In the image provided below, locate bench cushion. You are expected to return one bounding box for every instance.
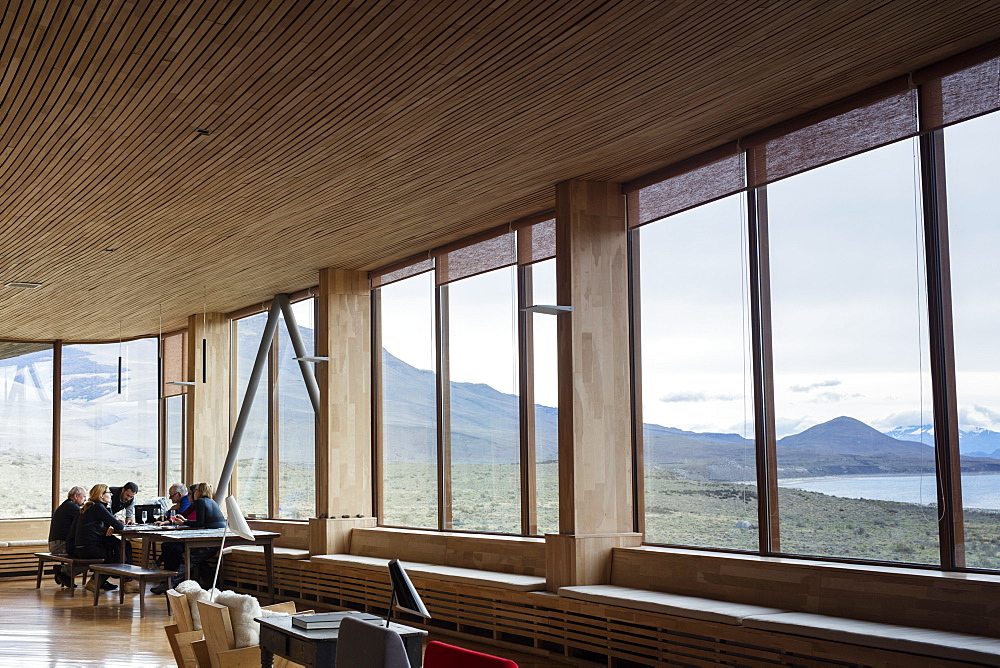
[409,564,546,592]
[558,585,787,626]
[7,540,47,547]
[743,612,1000,665]
[310,555,544,591]
[311,555,431,572]
[223,546,311,560]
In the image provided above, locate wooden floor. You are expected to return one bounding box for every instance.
[0,577,572,667]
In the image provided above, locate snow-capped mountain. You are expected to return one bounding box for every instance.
[884,425,1000,458]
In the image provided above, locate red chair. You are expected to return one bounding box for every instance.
[424,641,519,667]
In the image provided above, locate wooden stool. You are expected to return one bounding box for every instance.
[88,563,177,617]
[33,552,105,598]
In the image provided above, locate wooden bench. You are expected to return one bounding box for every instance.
[33,552,105,598]
[89,563,177,617]
[550,547,1000,666]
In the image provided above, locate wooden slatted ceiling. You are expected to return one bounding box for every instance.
[0,0,998,341]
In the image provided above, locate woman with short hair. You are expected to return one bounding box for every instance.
[74,484,133,592]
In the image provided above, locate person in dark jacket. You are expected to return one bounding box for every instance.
[108,481,139,524]
[151,482,227,594]
[74,484,135,592]
[47,486,86,587]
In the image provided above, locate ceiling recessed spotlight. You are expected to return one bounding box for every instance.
[4,281,43,289]
[103,248,117,252]
[195,128,212,135]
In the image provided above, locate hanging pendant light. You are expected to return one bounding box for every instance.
[157,305,163,400]
[202,300,208,383]
[117,321,123,394]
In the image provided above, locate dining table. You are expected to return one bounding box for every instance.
[116,525,280,601]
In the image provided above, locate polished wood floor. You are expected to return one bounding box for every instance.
[0,577,572,667]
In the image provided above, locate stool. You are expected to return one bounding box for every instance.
[33,552,105,598]
[89,563,177,617]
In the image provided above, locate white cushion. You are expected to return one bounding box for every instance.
[408,564,546,592]
[214,590,264,648]
[558,585,787,625]
[174,580,220,631]
[743,612,1000,664]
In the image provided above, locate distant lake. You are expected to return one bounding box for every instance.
[778,473,1000,510]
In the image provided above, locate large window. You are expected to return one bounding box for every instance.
[232,297,318,519]
[373,219,556,535]
[235,312,270,517]
[447,267,521,532]
[0,343,54,518]
[164,394,185,489]
[60,339,159,502]
[529,259,559,535]
[945,110,1000,570]
[277,299,316,519]
[637,194,757,550]
[767,141,938,563]
[627,52,1000,571]
[379,271,438,529]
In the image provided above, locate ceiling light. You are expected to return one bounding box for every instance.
[4,281,43,289]
[521,305,573,315]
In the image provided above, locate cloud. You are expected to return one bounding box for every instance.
[789,379,842,393]
[809,391,862,403]
[659,392,743,403]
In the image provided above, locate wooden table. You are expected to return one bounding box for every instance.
[257,612,427,667]
[123,527,280,602]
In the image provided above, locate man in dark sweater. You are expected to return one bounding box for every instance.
[109,482,139,524]
[47,486,87,587]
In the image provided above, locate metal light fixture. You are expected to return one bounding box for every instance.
[521,305,573,315]
[293,356,330,362]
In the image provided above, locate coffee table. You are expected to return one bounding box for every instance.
[257,612,427,667]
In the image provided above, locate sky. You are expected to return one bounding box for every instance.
[380,111,999,438]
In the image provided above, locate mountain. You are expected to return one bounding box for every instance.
[885,424,1000,458]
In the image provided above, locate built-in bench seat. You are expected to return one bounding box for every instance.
[311,554,547,592]
[558,584,787,625]
[744,610,1000,666]
[223,546,311,561]
[559,583,1000,664]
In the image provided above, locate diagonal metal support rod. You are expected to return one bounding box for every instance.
[216,299,282,501]
[216,294,322,501]
[275,293,322,415]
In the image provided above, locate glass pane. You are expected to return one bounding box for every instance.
[768,140,939,563]
[379,272,438,528]
[447,266,521,532]
[277,298,316,519]
[530,259,559,535]
[638,194,757,549]
[235,313,270,517]
[944,110,1000,570]
[165,394,184,488]
[0,343,53,518]
[61,339,158,505]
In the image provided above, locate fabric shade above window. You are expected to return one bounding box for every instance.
[161,329,188,397]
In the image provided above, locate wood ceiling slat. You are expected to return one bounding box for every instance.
[1,0,999,339]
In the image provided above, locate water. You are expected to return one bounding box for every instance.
[777,473,1000,510]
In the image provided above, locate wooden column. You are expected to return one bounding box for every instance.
[546,180,641,591]
[186,312,231,487]
[316,268,372,521]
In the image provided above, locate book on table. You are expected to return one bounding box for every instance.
[291,611,382,630]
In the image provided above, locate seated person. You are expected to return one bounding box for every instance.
[151,482,226,594]
[167,482,191,514]
[73,484,136,592]
[47,486,87,587]
[109,481,139,525]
